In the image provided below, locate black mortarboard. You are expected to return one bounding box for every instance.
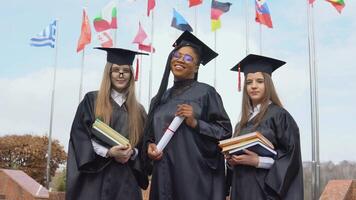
[230,54,286,75]
[95,47,148,65]
[173,31,218,66]
[230,54,286,91]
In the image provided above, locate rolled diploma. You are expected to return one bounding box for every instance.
[156,116,185,152]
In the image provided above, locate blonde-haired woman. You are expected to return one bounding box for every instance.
[226,54,303,200]
[66,48,149,200]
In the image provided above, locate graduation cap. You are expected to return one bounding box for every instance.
[95,47,149,81]
[173,31,218,66]
[230,54,286,91]
[95,47,148,66]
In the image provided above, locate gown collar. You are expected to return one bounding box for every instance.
[111,89,127,107]
[248,100,272,121]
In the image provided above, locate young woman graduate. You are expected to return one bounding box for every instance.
[143,31,232,200]
[226,54,304,200]
[66,48,149,200]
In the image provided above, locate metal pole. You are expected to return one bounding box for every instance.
[307,2,320,199]
[139,54,143,101]
[245,0,250,55]
[148,11,154,105]
[46,19,59,189]
[259,24,262,54]
[194,7,198,36]
[79,49,85,102]
[213,31,217,87]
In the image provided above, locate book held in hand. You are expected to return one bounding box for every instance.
[219,131,277,158]
[92,118,130,147]
[228,140,277,158]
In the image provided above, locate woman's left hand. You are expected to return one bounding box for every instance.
[175,104,197,128]
[226,149,259,167]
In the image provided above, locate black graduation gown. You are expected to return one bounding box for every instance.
[66,91,148,200]
[228,104,304,200]
[147,81,232,200]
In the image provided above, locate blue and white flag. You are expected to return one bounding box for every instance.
[30,20,57,48]
[171,9,193,32]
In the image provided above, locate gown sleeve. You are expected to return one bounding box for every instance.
[69,92,111,173]
[195,88,232,141]
[263,109,303,197]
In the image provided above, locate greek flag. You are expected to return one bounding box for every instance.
[30,20,57,48]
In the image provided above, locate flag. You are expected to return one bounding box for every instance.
[171,9,193,32]
[211,0,232,31]
[93,1,117,32]
[97,31,113,47]
[189,0,203,7]
[308,0,316,4]
[30,20,57,48]
[255,0,273,28]
[132,22,148,44]
[139,44,155,53]
[77,9,92,52]
[325,0,345,13]
[132,22,155,53]
[147,0,155,16]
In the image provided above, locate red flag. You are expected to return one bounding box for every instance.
[147,0,155,16]
[308,0,316,4]
[139,44,155,53]
[132,22,148,44]
[77,9,91,52]
[189,0,203,7]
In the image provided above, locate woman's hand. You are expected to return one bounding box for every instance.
[175,104,197,128]
[147,143,163,161]
[225,149,259,167]
[107,145,133,164]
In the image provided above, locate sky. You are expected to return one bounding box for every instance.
[0,0,355,163]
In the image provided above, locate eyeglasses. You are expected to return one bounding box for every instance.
[111,67,131,75]
[172,51,194,64]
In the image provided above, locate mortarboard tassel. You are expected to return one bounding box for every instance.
[238,64,241,92]
[135,58,139,81]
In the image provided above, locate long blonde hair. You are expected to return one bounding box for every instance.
[234,72,282,136]
[95,62,145,147]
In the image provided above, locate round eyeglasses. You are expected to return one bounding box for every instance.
[172,51,194,64]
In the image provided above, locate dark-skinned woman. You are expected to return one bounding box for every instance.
[143,31,232,200]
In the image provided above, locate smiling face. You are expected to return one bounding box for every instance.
[170,46,199,80]
[246,72,266,107]
[110,64,132,92]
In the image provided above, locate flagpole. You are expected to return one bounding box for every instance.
[139,54,143,101]
[114,31,117,48]
[307,2,320,199]
[148,11,154,106]
[194,7,198,36]
[245,0,250,55]
[259,24,262,54]
[79,49,85,102]
[46,19,59,189]
[213,31,217,87]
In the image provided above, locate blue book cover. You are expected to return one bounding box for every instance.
[228,141,277,159]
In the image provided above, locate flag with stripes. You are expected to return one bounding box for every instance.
[211,0,232,31]
[30,20,57,48]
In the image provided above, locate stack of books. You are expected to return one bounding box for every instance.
[219,131,277,158]
[92,118,130,147]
